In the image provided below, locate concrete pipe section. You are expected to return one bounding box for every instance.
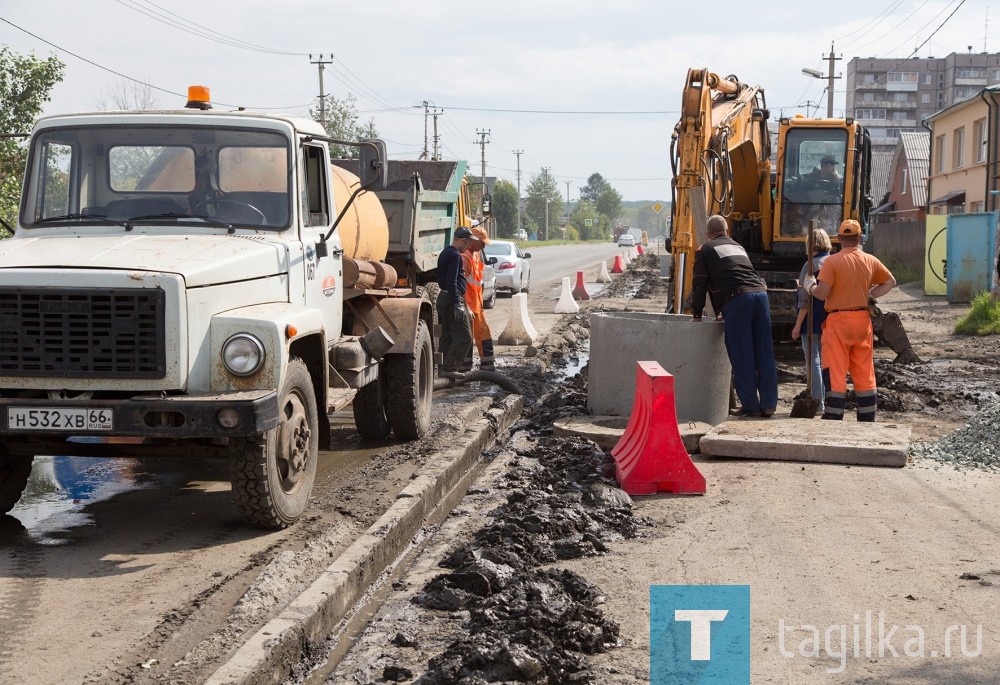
[588,312,730,426]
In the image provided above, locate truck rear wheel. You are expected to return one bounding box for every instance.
[353,376,391,441]
[0,451,33,514]
[385,319,433,440]
[229,358,318,529]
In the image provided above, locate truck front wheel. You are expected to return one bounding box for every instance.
[0,451,33,514]
[229,358,318,529]
[385,319,433,440]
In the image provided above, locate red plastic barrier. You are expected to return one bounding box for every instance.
[610,361,706,495]
[636,245,644,255]
[572,270,590,300]
[610,255,625,274]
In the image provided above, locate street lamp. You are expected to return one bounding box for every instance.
[800,67,834,119]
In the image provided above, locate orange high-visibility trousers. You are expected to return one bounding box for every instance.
[821,310,875,393]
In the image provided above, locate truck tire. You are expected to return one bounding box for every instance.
[0,451,33,514]
[385,319,433,440]
[229,358,318,529]
[353,375,391,441]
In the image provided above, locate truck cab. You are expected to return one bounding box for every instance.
[0,92,436,528]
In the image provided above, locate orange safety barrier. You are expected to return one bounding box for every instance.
[610,361,706,495]
[611,255,625,273]
[572,270,590,300]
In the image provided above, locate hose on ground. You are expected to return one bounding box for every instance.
[433,370,525,395]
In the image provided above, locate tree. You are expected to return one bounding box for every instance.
[579,172,610,204]
[578,172,622,239]
[311,93,379,159]
[95,79,159,111]
[569,200,600,240]
[524,169,563,241]
[491,179,519,238]
[596,185,623,228]
[0,48,65,236]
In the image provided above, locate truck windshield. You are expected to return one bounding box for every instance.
[778,128,848,238]
[21,125,292,230]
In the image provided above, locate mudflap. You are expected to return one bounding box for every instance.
[870,301,922,364]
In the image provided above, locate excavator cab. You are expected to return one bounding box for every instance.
[773,117,871,257]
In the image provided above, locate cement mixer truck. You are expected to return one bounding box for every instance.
[0,87,475,528]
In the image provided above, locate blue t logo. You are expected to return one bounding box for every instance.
[651,585,750,684]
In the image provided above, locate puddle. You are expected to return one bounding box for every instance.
[8,450,221,543]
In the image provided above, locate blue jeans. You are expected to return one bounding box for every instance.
[800,332,824,410]
[722,291,778,414]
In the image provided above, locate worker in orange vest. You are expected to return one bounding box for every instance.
[462,225,495,370]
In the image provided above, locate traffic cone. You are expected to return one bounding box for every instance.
[611,361,706,495]
[597,260,612,283]
[554,276,580,313]
[498,293,538,345]
[611,255,625,274]
[572,270,590,300]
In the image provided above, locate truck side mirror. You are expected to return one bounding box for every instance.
[359,139,387,191]
[481,193,492,217]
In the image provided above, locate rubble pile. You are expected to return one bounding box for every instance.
[411,434,643,683]
[910,401,1000,471]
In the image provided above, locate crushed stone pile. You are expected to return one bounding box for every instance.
[910,401,1000,471]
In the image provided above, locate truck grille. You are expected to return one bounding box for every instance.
[0,287,166,379]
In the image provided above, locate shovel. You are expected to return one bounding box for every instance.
[791,224,821,419]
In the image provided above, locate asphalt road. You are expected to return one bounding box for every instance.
[0,240,623,685]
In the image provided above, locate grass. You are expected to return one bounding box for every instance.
[881,256,921,285]
[954,291,1000,335]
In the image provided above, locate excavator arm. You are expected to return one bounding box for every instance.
[669,69,772,314]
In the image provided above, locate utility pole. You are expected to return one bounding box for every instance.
[475,130,490,212]
[513,149,524,237]
[309,54,333,129]
[542,166,550,241]
[420,101,430,160]
[823,43,841,118]
[431,109,443,161]
[564,180,572,224]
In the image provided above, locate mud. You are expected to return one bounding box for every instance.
[331,253,1000,683]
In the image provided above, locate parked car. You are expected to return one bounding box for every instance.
[483,240,531,294]
[617,233,636,247]
[515,229,528,241]
[482,259,498,309]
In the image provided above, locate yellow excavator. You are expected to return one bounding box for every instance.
[668,68,919,363]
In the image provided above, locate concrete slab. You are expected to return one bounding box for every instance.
[699,416,911,467]
[553,415,713,454]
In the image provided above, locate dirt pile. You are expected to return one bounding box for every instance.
[410,430,643,683]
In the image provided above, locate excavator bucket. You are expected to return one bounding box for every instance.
[869,300,922,364]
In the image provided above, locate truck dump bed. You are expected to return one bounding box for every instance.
[331,159,468,279]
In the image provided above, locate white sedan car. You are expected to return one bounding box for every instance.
[483,240,531,294]
[617,234,636,247]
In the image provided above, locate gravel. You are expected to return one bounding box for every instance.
[910,401,1000,471]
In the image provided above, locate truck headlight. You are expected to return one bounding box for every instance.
[222,333,265,377]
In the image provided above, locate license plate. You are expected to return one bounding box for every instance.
[8,407,114,431]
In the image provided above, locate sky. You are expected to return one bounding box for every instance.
[0,0,992,202]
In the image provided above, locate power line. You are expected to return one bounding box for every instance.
[432,104,675,115]
[0,15,313,111]
[114,0,302,55]
[836,0,907,49]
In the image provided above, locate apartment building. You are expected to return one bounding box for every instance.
[846,51,1000,155]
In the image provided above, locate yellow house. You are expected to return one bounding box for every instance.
[925,84,1000,215]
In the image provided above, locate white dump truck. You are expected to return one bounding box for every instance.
[0,87,476,528]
